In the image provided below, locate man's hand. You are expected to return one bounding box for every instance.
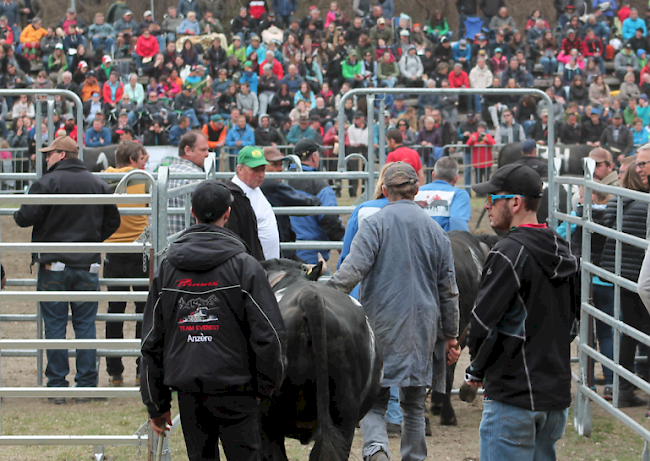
[150,411,172,436]
[445,338,460,365]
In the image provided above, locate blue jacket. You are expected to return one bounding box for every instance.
[84,127,112,147]
[169,125,189,146]
[177,18,201,35]
[452,43,471,62]
[622,17,646,40]
[272,0,297,16]
[418,180,471,232]
[592,0,617,17]
[280,75,304,95]
[338,197,390,298]
[225,124,255,155]
[177,0,201,19]
[377,0,394,20]
[240,71,259,94]
[0,2,19,26]
[288,165,343,263]
[286,125,315,144]
[246,43,267,61]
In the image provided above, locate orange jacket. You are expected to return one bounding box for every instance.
[202,122,227,150]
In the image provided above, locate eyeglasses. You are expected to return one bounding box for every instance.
[487,194,517,204]
[636,160,650,169]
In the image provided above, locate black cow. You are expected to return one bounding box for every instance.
[82,145,118,171]
[497,142,590,175]
[259,258,383,461]
[430,231,496,425]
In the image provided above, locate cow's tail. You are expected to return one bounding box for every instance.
[300,287,347,461]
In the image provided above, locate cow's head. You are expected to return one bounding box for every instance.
[260,256,328,291]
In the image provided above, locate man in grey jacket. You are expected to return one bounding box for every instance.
[326,162,460,461]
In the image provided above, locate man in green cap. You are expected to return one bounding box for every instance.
[219,146,264,261]
[225,145,279,260]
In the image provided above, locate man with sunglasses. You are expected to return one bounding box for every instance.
[464,163,579,461]
[588,147,619,186]
[14,136,121,401]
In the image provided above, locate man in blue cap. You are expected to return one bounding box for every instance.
[514,139,548,178]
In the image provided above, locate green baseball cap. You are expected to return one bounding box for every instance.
[237,146,269,168]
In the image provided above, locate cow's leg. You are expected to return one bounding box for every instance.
[429,391,443,416]
[439,363,458,426]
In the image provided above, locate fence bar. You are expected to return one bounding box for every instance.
[0,243,147,253]
[0,387,141,398]
[0,292,148,302]
[0,349,140,357]
[0,339,139,349]
[280,241,343,250]
[0,194,152,204]
[0,436,147,446]
[1,313,143,322]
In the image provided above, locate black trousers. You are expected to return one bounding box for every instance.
[104,253,149,376]
[178,392,261,461]
[619,288,650,390]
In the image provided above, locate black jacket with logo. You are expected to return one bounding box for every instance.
[466,226,579,411]
[13,158,121,268]
[141,224,286,418]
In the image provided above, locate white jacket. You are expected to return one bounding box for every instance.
[469,64,493,89]
[347,123,369,146]
[399,54,423,79]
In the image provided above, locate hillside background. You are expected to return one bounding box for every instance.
[40,0,650,37]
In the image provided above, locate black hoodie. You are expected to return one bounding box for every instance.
[140,224,286,419]
[466,226,579,411]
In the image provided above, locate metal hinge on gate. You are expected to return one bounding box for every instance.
[136,227,153,272]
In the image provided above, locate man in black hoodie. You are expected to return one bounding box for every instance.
[141,179,286,461]
[465,164,579,461]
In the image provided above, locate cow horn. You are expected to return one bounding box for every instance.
[317,253,328,276]
[268,271,287,288]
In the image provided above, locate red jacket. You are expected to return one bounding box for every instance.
[102,81,124,104]
[561,37,586,56]
[135,35,159,58]
[258,58,284,79]
[583,37,603,57]
[448,71,469,89]
[467,131,496,168]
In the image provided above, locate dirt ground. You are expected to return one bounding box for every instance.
[0,202,649,460]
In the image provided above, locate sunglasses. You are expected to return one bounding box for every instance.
[487,194,517,204]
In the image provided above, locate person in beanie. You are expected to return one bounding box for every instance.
[465,163,579,461]
[141,179,286,461]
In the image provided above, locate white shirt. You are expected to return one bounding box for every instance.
[232,174,280,260]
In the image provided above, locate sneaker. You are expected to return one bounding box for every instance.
[109,374,123,387]
[369,450,389,461]
[604,385,613,401]
[425,415,433,436]
[48,397,65,405]
[386,422,401,438]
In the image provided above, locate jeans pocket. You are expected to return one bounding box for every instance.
[549,409,569,442]
[499,412,535,446]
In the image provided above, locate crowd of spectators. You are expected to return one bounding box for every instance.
[1,0,650,188]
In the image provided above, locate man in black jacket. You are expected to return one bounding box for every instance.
[599,110,635,163]
[261,147,320,260]
[141,179,286,461]
[254,114,282,146]
[466,164,578,460]
[581,108,604,146]
[14,135,121,401]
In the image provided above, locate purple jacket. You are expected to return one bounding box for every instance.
[416,128,442,147]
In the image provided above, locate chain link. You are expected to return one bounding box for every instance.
[136,227,153,272]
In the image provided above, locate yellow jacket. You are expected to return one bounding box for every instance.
[20,24,47,44]
[103,166,149,243]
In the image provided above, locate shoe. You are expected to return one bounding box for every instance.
[369,450,389,461]
[75,396,108,403]
[386,422,401,438]
[109,374,123,387]
[618,391,646,407]
[48,397,65,405]
[425,415,432,436]
[604,385,613,401]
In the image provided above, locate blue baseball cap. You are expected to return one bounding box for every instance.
[590,108,600,115]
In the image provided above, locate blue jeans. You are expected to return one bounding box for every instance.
[380,77,397,88]
[592,283,614,384]
[165,32,176,45]
[91,36,115,54]
[156,35,166,53]
[523,120,535,136]
[539,56,557,75]
[38,265,100,388]
[473,94,482,113]
[480,398,568,461]
[385,387,403,424]
[463,150,472,191]
[361,386,427,461]
[182,109,200,127]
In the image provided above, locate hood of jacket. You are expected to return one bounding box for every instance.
[167,224,247,272]
[508,226,578,280]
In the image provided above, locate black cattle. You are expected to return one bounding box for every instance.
[430,231,495,425]
[259,258,383,461]
[498,142,590,175]
[82,145,118,171]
